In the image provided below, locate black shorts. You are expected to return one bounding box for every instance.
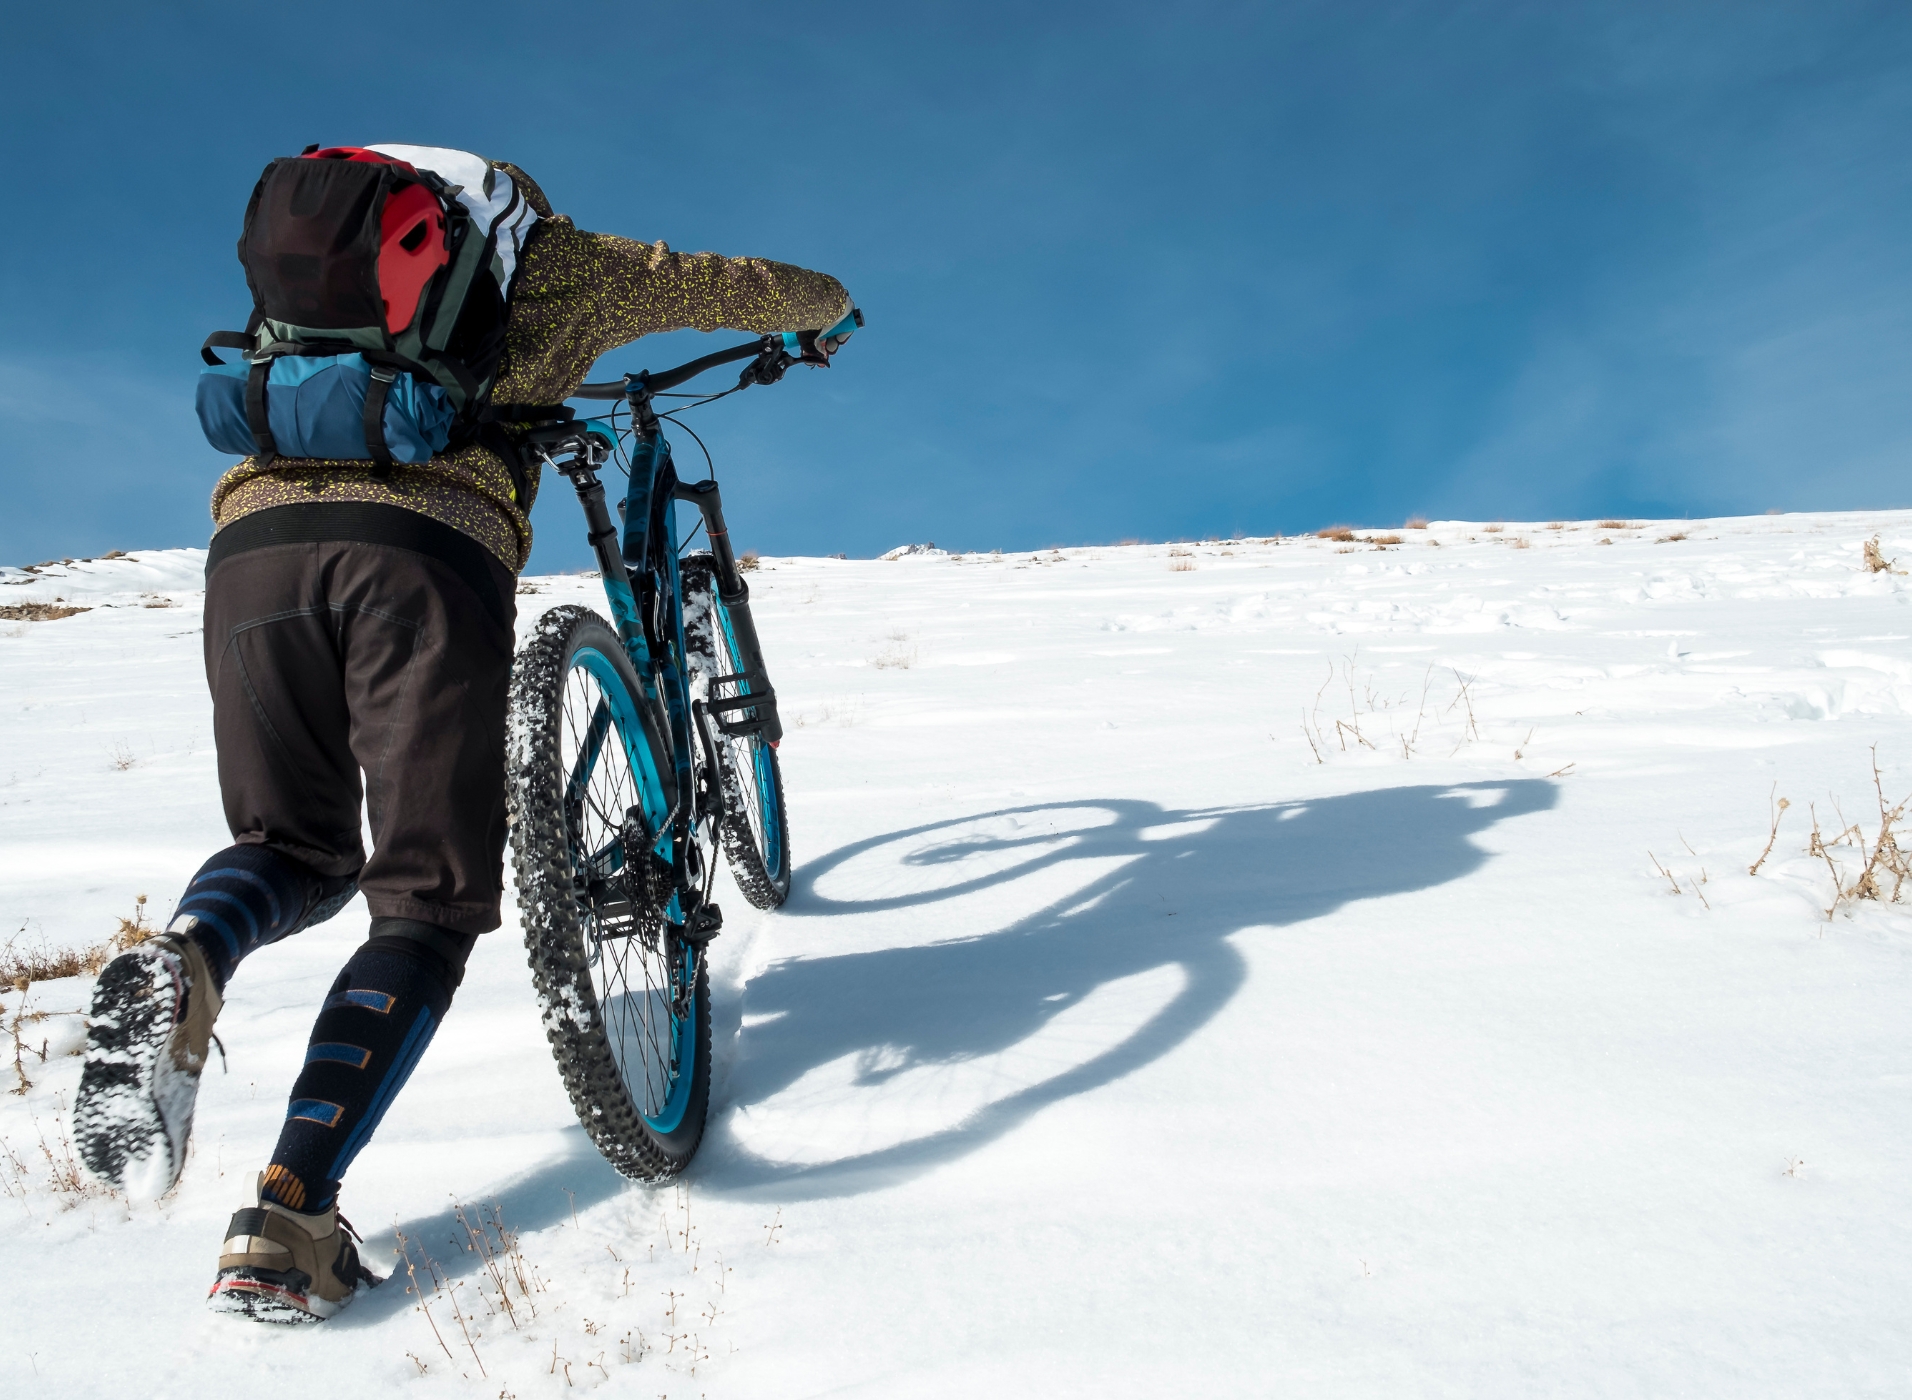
[202,504,518,935]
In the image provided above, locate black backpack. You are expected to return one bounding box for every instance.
[198,144,540,477]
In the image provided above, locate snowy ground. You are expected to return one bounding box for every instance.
[6,510,1912,1396]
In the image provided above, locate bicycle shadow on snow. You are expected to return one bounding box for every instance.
[341,778,1556,1316]
[695,779,1557,1203]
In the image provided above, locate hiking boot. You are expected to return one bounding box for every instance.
[206,1172,381,1323]
[72,934,223,1198]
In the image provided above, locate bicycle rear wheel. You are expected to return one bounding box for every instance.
[680,553,791,909]
[507,605,710,1178]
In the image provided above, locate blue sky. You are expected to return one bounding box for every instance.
[3,1,1908,570]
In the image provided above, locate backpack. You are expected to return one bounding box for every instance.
[197,144,540,478]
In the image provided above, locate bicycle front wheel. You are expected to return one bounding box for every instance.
[681,554,791,909]
[507,605,710,1178]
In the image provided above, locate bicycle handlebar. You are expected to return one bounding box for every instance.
[573,337,772,400]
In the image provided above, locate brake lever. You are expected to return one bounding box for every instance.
[737,344,797,389]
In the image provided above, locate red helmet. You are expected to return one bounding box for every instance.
[302,147,449,334]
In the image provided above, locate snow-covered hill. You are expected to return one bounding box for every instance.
[6,511,1912,1396]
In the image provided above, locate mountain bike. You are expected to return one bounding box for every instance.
[505,326,846,1179]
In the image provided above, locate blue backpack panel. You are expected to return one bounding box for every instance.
[198,355,454,463]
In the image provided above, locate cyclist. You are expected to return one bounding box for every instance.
[72,151,856,1323]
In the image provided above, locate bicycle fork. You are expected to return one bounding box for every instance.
[672,478,784,746]
[554,452,718,947]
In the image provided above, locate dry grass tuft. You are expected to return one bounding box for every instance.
[1863,536,1904,574]
[2,896,152,992]
[1656,532,1688,543]
[1546,521,1566,530]
[1315,526,1356,542]
[1596,519,1630,530]
[1169,558,1196,572]
[1482,523,1503,534]
[1369,534,1403,547]
[1510,537,1531,549]
[737,552,760,573]
[871,634,918,669]
[1404,516,1428,529]
[0,602,89,623]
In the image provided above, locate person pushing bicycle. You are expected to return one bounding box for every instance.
[71,144,857,1323]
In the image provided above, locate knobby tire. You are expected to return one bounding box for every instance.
[506,605,710,1180]
[680,553,792,909]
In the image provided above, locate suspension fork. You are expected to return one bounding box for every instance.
[672,478,784,745]
[553,452,684,836]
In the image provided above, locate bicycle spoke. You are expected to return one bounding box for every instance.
[557,659,685,1117]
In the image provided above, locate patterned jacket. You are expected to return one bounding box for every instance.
[208,164,850,574]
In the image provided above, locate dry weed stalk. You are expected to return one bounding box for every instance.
[1445,670,1481,749]
[7,1096,101,1202]
[1647,849,1709,908]
[9,998,34,1095]
[1648,851,1681,895]
[1802,748,1912,920]
[1,1132,32,1209]
[1298,655,1485,764]
[455,1200,544,1330]
[397,1226,484,1377]
[1748,787,1791,875]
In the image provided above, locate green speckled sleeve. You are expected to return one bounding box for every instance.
[490,218,851,405]
[210,196,851,575]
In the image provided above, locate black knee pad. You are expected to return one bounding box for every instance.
[365,917,479,995]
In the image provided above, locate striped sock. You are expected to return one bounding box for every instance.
[261,936,458,1213]
[167,845,355,990]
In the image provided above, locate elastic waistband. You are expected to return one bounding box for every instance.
[206,503,514,630]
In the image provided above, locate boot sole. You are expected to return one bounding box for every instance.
[73,948,197,1195]
[207,1266,356,1324]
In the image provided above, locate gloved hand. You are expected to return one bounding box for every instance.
[780,303,864,365]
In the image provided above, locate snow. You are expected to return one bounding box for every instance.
[7,512,1912,1395]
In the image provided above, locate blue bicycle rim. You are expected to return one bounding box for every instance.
[569,646,697,1136]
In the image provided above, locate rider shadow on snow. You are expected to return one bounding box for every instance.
[696,778,1557,1202]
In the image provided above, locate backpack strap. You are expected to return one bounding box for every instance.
[362,366,397,476]
[476,421,532,507]
[202,331,253,367]
[244,361,278,464]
